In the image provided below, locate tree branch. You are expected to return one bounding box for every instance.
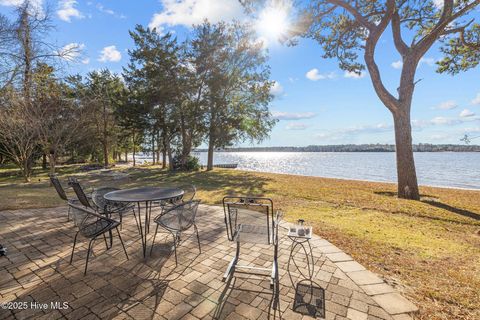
[391,7,409,56]
[364,0,399,113]
[327,0,375,30]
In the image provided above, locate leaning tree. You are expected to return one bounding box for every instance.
[244,0,480,199]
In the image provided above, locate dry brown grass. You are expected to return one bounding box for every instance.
[0,165,479,319]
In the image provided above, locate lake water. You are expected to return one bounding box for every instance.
[192,151,480,190]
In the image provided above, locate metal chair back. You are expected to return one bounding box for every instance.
[157,200,201,232]
[68,203,116,236]
[68,177,91,208]
[49,174,68,201]
[222,196,274,244]
[91,187,122,213]
[180,184,196,202]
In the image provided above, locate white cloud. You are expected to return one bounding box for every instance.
[391,60,403,69]
[286,123,307,130]
[430,116,461,126]
[340,123,392,134]
[434,100,457,110]
[460,109,475,118]
[315,123,393,140]
[96,3,126,19]
[149,0,245,32]
[272,111,316,120]
[81,58,90,64]
[270,81,284,97]
[392,57,435,70]
[419,57,436,67]
[0,0,25,5]
[98,45,121,62]
[57,0,83,22]
[56,42,84,61]
[0,0,43,13]
[471,93,480,105]
[305,68,336,81]
[344,71,366,79]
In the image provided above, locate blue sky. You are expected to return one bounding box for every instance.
[1,0,480,147]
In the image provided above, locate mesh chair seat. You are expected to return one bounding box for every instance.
[156,212,192,231]
[150,200,201,265]
[92,187,134,214]
[235,224,270,245]
[68,203,129,275]
[81,219,119,238]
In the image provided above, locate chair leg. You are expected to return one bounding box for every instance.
[194,224,201,253]
[116,227,129,260]
[70,231,79,264]
[102,233,109,250]
[120,213,123,231]
[84,237,96,275]
[172,232,178,266]
[109,229,113,248]
[149,224,160,256]
[132,208,141,235]
[223,241,239,282]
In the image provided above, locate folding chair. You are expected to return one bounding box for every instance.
[222,196,281,292]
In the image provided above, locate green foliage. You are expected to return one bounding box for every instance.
[122,21,276,171]
[172,154,200,171]
[189,21,276,168]
[438,24,480,74]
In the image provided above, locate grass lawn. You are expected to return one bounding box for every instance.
[1,164,479,319]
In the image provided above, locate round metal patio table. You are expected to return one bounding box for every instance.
[104,187,184,258]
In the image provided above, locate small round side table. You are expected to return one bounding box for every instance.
[287,223,314,286]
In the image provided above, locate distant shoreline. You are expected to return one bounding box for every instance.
[194,144,480,153]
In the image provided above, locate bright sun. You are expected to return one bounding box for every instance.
[256,3,290,44]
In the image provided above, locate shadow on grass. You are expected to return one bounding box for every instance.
[373,190,480,224]
[373,191,438,199]
[122,168,273,202]
[421,200,480,221]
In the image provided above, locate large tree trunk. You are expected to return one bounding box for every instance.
[161,133,168,169]
[156,131,160,165]
[206,112,215,171]
[42,153,47,170]
[179,113,193,169]
[102,141,109,168]
[393,110,419,200]
[207,132,214,171]
[132,132,136,167]
[22,158,31,182]
[151,133,155,165]
[48,153,56,176]
[167,143,173,170]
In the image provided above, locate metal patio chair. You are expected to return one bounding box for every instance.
[68,177,93,208]
[150,200,201,265]
[91,187,141,233]
[222,196,281,296]
[49,174,79,221]
[68,203,129,275]
[179,184,196,203]
[153,184,196,212]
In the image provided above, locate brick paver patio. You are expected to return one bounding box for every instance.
[0,205,418,319]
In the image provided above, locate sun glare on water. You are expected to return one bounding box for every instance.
[256,2,291,45]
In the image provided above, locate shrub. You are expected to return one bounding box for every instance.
[172,155,200,171]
